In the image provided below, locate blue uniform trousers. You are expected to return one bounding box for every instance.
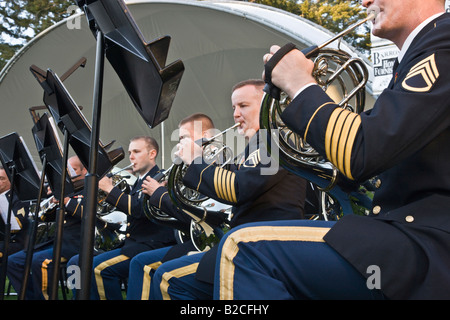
[126,246,172,300]
[89,248,131,300]
[214,220,385,300]
[150,251,213,300]
[7,245,64,300]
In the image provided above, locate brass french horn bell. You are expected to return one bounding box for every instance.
[167,123,238,219]
[97,163,134,215]
[142,124,237,250]
[260,7,379,192]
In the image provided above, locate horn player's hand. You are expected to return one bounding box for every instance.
[175,138,203,165]
[141,177,164,196]
[263,45,316,99]
[98,176,114,194]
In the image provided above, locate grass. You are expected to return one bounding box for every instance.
[3,277,74,300]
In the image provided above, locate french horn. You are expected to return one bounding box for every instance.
[142,124,237,250]
[260,8,379,217]
[97,163,134,216]
[141,164,192,236]
[167,123,237,221]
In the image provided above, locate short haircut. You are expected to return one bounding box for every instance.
[130,135,159,156]
[178,113,215,130]
[231,79,265,93]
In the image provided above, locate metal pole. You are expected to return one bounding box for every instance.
[77,29,105,300]
[49,129,70,300]
[19,156,48,300]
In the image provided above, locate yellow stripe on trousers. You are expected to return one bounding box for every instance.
[160,263,199,300]
[94,254,129,300]
[218,226,330,300]
[141,261,162,300]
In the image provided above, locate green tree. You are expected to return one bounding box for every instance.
[0,0,74,70]
[251,0,371,53]
[0,0,372,71]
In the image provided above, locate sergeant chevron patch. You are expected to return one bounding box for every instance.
[243,149,260,168]
[402,54,439,92]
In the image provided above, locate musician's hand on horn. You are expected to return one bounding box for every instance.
[263,45,316,99]
[98,175,114,194]
[141,176,164,196]
[175,137,203,165]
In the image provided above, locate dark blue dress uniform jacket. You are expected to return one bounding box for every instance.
[34,191,85,259]
[182,130,307,283]
[104,165,176,258]
[62,193,85,259]
[0,191,30,255]
[280,13,450,299]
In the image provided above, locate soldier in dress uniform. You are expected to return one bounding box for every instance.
[89,136,176,300]
[214,0,450,300]
[7,156,86,300]
[0,164,30,259]
[126,113,217,300]
[148,79,308,300]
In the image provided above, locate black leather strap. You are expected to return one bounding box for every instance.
[263,42,297,99]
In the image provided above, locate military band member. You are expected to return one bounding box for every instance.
[148,79,307,300]
[0,164,30,259]
[126,113,217,300]
[7,156,86,300]
[89,136,176,300]
[215,0,450,300]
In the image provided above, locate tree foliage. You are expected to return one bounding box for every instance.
[0,0,74,69]
[0,0,372,70]
[251,0,371,53]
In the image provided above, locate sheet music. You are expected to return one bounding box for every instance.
[0,191,21,231]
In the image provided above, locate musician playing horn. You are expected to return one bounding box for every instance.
[148,79,308,300]
[0,164,30,260]
[7,156,86,300]
[215,0,450,300]
[89,136,177,300]
[126,113,218,300]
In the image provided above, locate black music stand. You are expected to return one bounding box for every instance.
[72,0,184,299]
[30,67,125,177]
[30,66,125,300]
[17,112,81,300]
[77,0,185,128]
[0,132,41,299]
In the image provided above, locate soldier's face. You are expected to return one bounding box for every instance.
[362,0,418,45]
[178,121,210,143]
[128,139,155,175]
[232,85,263,139]
[68,157,87,182]
[0,169,11,194]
